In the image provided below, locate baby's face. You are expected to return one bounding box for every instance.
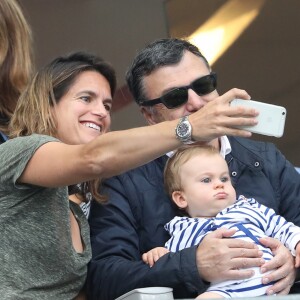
[174,153,236,218]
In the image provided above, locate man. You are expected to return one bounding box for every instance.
[87,38,300,299]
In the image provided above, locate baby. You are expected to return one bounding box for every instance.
[143,144,300,298]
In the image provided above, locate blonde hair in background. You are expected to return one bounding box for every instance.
[0,0,33,134]
[164,144,220,197]
[9,69,59,138]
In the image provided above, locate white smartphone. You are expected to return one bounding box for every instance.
[230,99,287,138]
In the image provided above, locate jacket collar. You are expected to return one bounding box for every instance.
[226,136,263,170]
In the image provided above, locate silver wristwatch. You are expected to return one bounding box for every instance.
[175,116,193,144]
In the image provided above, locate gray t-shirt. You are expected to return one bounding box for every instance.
[0,134,91,299]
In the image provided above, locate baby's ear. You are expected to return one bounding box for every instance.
[172,191,188,209]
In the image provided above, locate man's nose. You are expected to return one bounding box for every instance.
[186,89,206,112]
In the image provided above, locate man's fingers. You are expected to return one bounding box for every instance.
[259,236,280,250]
[205,227,236,239]
[219,238,259,250]
[203,230,260,254]
[230,257,264,269]
[229,248,263,259]
[225,269,255,281]
[260,238,295,295]
[260,242,294,274]
[275,286,291,296]
[262,266,296,285]
[265,275,294,296]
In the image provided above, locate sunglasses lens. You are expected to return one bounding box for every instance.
[141,73,217,109]
[193,75,216,96]
[162,88,188,109]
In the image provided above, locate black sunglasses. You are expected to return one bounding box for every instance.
[139,72,217,109]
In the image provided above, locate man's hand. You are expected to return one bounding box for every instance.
[260,237,296,295]
[196,228,264,283]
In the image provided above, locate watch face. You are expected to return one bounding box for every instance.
[176,117,192,143]
[177,122,189,137]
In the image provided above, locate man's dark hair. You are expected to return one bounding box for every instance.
[126,38,210,104]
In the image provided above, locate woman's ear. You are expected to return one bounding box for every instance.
[172,191,188,209]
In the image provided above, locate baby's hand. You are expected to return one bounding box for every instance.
[295,242,300,268]
[142,247,170,267]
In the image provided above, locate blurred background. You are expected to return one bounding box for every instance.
[21,0,300,165]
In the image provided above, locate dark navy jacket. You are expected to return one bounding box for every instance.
[87,137,300,300]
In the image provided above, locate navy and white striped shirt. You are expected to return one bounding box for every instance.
[165,195,300,297]
[165,195,300,255]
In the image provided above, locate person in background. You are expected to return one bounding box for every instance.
[0,50,257,299]
[143,144,300,298]
[0,0,34,143]
[87,38,300,300]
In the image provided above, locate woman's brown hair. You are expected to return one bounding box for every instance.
[10,51,117,203]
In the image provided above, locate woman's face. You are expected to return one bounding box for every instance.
[53,70,112,145]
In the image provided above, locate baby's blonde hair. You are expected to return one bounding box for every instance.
[164,144,220,197]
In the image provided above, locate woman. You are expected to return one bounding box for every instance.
[0,0,34,142]
[0,51,256,299]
